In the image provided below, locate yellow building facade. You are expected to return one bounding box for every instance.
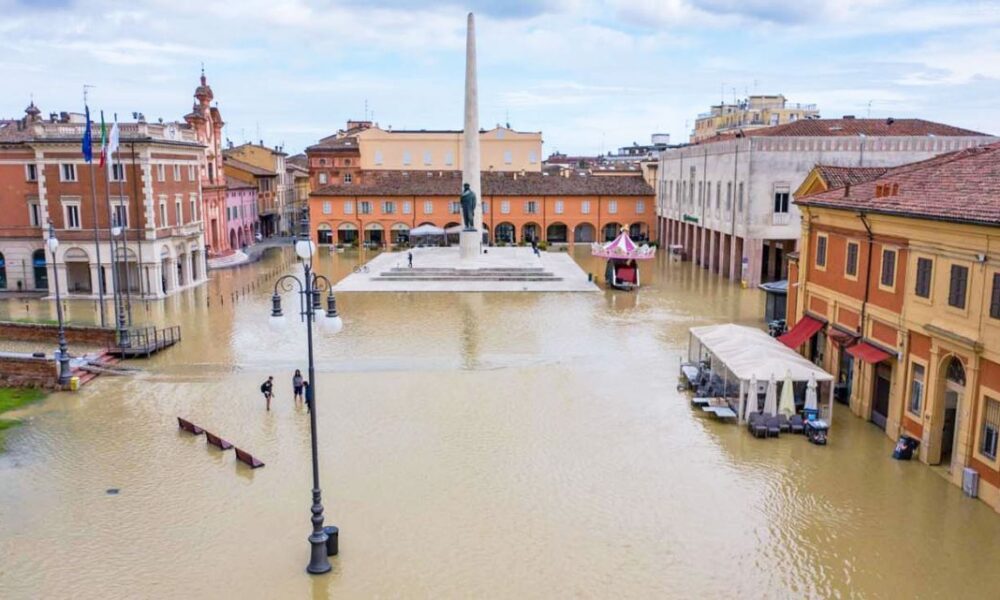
[354,126,542,172]
[691,94,819,142]
[790,146,1000,513]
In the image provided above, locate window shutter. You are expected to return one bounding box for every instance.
[991,273,1000,319]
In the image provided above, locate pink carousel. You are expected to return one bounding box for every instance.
[591,226,656,290]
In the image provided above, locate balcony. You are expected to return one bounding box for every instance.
[771,212,791,226]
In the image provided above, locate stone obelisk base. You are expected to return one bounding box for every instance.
[459,230,480,261]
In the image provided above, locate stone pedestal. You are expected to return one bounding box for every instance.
[459,230,480,261]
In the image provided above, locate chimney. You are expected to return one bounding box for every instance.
[49,112,58,122]
[886,117,895,125]
[843,115,856,120]
[844,183,851,197]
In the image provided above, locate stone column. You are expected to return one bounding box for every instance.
[460,12,482,260]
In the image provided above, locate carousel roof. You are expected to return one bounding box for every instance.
[591,227,656,260]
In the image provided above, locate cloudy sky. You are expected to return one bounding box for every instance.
[3,0,1000,155]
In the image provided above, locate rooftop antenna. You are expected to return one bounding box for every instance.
[866,100,873,118]
[364,98,368,121]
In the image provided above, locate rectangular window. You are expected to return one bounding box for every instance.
[343,173,352,184]
[322,201,332,215]
[948,264,969,309]
[159,198,167,226]
[403,201,412,215]
[61,163,77,182]
[28,200,41,227]
[915,257,933,298]
[880,249,896,287]
[525,201,538,214]
[382,201,395,214]
[528,151,538,164]
[500,200,510,214]
[581,200,591,214]
[173,164,181,181]
[990,273,1000,319]
[554,200,564,215]
[846,242,859,277]
[157,164,166,182]
[909,363,924,415]
[188,165,196,181]
[402,151,412,166]
[26,164,37,181]
[636,200,645,214]
[815,235,827,268]
[449,202,461,215]
[110,163,127,182]
[423,151,432,166]
[344,201,354,215]
[174,199,181,226]
[982,397,1000,460]
[774,190,790,213]
[716,182,721,210]
[115,201,129,228]
[318,173,328,185]
[738,182,744,212]
[423,201,433,215]
[444,151,454,166]
[482,200,489,213]
[374,150,384,165]
[608,199,618,214]
[503,150,513,164]
[359,201,372,215]
[190,198,197,223]
[63,202,81,229]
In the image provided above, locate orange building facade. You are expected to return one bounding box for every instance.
[308,171,655,247]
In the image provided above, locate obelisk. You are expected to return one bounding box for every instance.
[459,11,482,260]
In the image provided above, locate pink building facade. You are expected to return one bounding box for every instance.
[183,70,228,255]
[225,180,258,250]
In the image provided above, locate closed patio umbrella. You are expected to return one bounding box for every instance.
[779,371,795,417]
[805,373,818,413]
[763,374,778,416]
[743,375,758,421]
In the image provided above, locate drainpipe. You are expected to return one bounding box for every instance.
[858,210,874,337]
[729,133,740,279]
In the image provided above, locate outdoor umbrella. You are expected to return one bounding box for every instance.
[805,373,818,414]
[763,374,778,416]
[744,375,758,421]
[779,370,796,417]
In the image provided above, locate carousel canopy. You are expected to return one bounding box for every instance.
[690,323,834,383]
[591,227,656,260]
[410,224,445,236]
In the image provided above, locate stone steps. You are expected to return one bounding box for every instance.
[387,268,546,274]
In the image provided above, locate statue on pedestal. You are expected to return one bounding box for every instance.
[460,182,477,231]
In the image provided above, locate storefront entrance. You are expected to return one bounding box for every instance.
[871,363,891,430]
[939,357,965,469]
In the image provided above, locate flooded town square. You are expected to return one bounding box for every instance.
[1,247,998,599]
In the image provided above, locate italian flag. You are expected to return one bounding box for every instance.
[99,111,108,169]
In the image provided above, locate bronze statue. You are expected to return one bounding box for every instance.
[460,182,477,231]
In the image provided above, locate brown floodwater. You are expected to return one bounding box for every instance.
[1,246,998,599]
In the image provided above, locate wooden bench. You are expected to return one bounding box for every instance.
[235,447,265,469]
[177,417,204,435]
[205,431,233,450]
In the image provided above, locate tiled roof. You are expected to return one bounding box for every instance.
[223,155,276,177]
[814,165,889,189]
[796,142,1000,226]
[698,118,990,144]
[312,170,654,197]
[306,137,359,152]
[226,179,256,191]
[0,119,34,143]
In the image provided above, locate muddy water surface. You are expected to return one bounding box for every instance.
[1,247,998,599]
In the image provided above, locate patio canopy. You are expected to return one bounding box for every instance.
[690,323,834,383]
[410,224,445,236]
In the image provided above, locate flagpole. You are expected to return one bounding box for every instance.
[129,137,146,299]
[113,113,133,326]
[101,110,127,351]
[83,101,106,327]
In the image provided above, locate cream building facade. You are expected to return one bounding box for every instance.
[352,125,542,172]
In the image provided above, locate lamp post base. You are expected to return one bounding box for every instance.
[307,530,332,574]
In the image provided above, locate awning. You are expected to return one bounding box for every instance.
[778,315,824,349]
[846,341,892,364]
[828,328,857,346]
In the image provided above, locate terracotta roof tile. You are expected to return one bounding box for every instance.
[796,142,1000,226]
[697,118,990,144]
[312,170,654,197]
[815,165,889,189]
[222,155,276,177]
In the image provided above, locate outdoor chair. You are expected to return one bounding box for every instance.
[789,414,805,434]
[751,414,768,438]
[777,414,790,433]
[766,416,781,438]
[746,412,761,433]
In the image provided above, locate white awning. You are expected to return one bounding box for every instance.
[444,224,464,234]
[689,324,833,383]
[410,224,445,235]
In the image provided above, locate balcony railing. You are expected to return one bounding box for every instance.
[771,212,791,226]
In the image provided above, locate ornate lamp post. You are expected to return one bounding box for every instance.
[268,205,343,574]
[111,225,129,350]
[46,221,71,385]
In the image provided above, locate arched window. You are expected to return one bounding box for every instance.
[32,249,48,290]
[946,357,966,386]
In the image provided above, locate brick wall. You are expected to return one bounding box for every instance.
[0,322,116,346]
[0,354,57,388]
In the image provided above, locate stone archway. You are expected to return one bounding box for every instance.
[936,355,966,469]
[546,222,568,243]
[63,247,92,293]
[574,223,596,243]
[603,222,622,241]
[495,222,515,244]
[521,222,540,243]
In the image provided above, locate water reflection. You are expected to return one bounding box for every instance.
[0,246,998,599]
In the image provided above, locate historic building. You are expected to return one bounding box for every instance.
[787,143,1000,513]
[183,71,227,256]
[691,94,819,143]
[225,179,258,250]
[309,170,654,247]
[656,118,996,286]
[222,155,279,237]
[224,143,290,234]
[0,94,211,298]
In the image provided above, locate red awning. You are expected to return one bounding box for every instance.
[828,328,857,346]
[846,341,892,364]
[778,315,824,349]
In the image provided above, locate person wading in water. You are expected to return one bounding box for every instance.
[260,376,274,411]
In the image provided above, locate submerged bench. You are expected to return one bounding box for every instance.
[177,417,204,435]
[235,447,265,469]
[205,431,234,450]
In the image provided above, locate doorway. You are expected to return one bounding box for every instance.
[871,363,891,430]
[940,357,965,468]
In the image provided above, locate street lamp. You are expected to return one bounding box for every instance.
[268,205,342,574]
[46,221,71,385]
[110,225,129,349]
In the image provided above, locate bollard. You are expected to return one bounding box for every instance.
[323,525,339,556]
